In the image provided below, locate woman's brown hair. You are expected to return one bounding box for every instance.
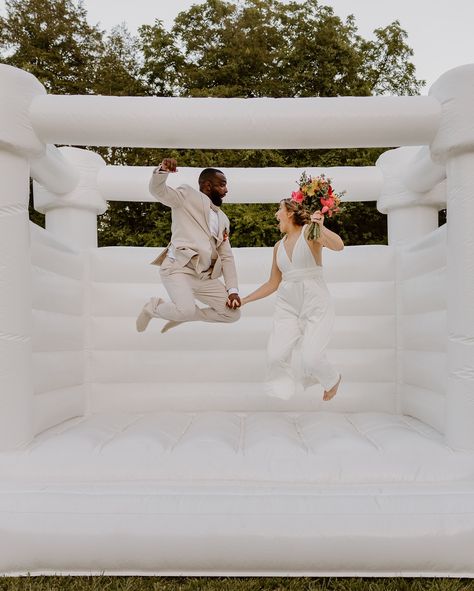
[280,198,310,227]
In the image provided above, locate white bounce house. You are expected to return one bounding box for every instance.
[1,62,474,576]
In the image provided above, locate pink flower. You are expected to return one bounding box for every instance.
[291,190,304,203]
[320,197,335,209]
[321,205,329,214]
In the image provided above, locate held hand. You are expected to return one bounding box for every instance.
[311,211,325,228]
[160,158,178,173]
[226,294,241,309]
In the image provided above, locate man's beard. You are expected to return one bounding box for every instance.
[209,191,223,207]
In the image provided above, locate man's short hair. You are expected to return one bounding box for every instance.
[199,168,224,185]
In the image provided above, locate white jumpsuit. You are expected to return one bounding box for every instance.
[266,226,340,399]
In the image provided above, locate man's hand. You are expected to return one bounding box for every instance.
[160,158,178,173]
[226,293,241,309]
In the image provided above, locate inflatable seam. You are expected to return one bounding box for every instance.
[34,384,84,397]
[0,203,27,217]
[293,417,310,454]
[26,416,90,452]
[451,367,474,380]
[398,416,443,441]
[83,252,92,414]
[32,265,83,281]
[0,331,30,343]
[170,415,195,451]
[95,414,145,452]
[344,416,381,451]
[450,334,474,344]
[238,415,245,454]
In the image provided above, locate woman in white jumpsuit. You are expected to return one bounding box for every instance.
[242,199,344,401]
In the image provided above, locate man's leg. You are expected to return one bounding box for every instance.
[192,277,241,324]
[136,269,197,332]
[137,260,241,332]
[153,270,198,321]
[158,273,239,324]
[160,276,240,333]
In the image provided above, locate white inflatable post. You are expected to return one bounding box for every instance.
[34,147,107,250]
[376,147,443,246]
[377,147,445,416]
[430,65,474,450]
[0,66,46,449]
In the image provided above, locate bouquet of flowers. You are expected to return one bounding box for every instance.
[291,172,344,240]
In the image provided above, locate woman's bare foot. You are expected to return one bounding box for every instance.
[323,374,341,401]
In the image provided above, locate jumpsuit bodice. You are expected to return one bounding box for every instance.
[277,226,323,282]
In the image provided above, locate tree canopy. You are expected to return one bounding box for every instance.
[0,0,426,247]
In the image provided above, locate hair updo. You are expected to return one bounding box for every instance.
[280,198,310,227]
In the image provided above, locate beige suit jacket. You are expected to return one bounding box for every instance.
[149,171,239,291]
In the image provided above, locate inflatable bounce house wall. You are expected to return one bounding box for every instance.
[1,63,474,576]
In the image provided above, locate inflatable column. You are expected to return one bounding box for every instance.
[377,147,443,246]
[0,66,46,449]
[34,147,107,249]
[430,65,474,450]
[377,147,445,415]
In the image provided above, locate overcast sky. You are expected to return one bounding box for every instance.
[1,0,473,91]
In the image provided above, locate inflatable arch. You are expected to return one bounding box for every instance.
[1,62,474,576]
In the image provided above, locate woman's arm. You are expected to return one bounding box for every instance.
[309,212,344,251]
[318,226,344,251]
[241,243,282,305]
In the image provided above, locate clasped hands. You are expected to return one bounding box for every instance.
[226,293,241,309]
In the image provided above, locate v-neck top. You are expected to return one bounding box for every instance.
[277,226,320,273]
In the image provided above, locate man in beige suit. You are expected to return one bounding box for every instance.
[136,158,241,333]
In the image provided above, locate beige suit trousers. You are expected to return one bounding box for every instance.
[150,258,241,324]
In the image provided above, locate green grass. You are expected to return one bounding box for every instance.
[1,577,474,591]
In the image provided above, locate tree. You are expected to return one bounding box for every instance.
[93,24,147,97]
[171,0,283,97]
[138,19,182,96]
[269,2,371,97]
[0,0,103,94]
[171,0,423,99]
[364,21,425,96]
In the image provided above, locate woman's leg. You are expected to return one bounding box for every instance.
[266,305,302,399]
[300,307,340,396]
